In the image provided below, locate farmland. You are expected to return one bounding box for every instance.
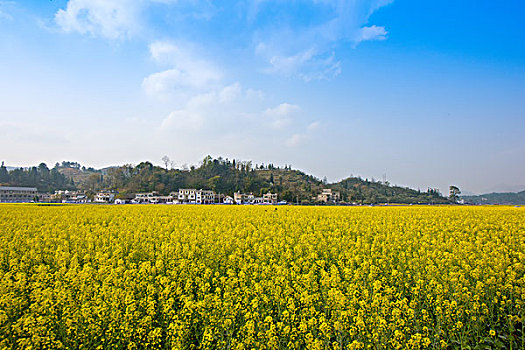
[0,205,523,349]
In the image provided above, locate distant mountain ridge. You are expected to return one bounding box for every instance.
[461,190,525,205]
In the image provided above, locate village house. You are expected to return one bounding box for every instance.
[156,195,175,204]
[234,191,278,204]
[94,191,115,203]
[51,190,88,203]
[0,186,37,203]
[234,192,247,204]
[234,192,256,204]
[132,192,157,204]
[263,192,278,204]
[132,192,174,204]
[223,195,234,204]
[69,193,88,203]
[38,193,53,202]
[177,189,215,204]
[317,189,341,203]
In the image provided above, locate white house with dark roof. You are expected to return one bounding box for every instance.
[177,189,215,204]
[94,191,115,203]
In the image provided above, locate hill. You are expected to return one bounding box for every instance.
[462,191,525,205]
[1,156,451,204]
[331,177,448,205]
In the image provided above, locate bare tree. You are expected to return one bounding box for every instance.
[161,155,170,170]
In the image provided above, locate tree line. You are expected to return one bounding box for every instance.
[0,162,74,192]
[0,157,451,204]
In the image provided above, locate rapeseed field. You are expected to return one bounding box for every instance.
[0,204,523,349]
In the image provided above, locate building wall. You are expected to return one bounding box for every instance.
[317,189,341,203]
[263,192,278,204]
[0,187,38,203]
[94,193,115,203]
[178,189,215,204]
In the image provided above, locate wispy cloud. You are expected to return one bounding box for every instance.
[158,84,318,150]
[252,0,393,80]
[286,121,321,147]
[263,103,300,130]
[144,40,321,145]
[143,41,292,137]
[161,108,205,131]
[160,84,265,132]
[258,46,341,81]
[51,0,374,149]
[0,1,15,21]
[143,41,223,100]
[0,121,70,145]
[355,25,388,45]
[55,0,393,80]
[55,0,147,39]
[54,0,218,39]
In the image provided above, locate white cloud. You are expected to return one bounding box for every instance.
[149,41,179,63]
[143,41,223,99]
[157,86,319,151]
[55,0,393,82]
[219,82,242,103]
[286,121,321,147]
[270,52,340,81]
[54,0,213,39]
[355,25,388,44]
[246,88,265,100]
[146,43,254,133]
[266,48,316,77]
[307,121,321,132]
[286,133,307,147]
[264,103,300,117]
[257,44,341,81]
[55,0,144,39]
[150,0,177,3]
[159,83,247,132]
[264,103,300,130]
[368,0,395,14]
[142,69,181,98]
[161,109,205,131]
[0,1,15,21]
[160,86,245,132]
[52,2,332,149]
[0,121,70,145]
[253,0,393,80]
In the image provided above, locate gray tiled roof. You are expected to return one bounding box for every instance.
[0,186,38,191]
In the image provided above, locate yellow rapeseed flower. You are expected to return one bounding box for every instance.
[0,204,522,349]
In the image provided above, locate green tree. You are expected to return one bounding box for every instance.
[0,162,9,183]
[449,185,461,202]
[207,176,221,192]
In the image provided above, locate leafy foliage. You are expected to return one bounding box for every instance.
[462,191,525,205]
[332,178,448,205]
[0,163,73,192]
[1,157,450,204]
[87,156,450,204]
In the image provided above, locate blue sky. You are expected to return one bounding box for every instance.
[0,0,524,194]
